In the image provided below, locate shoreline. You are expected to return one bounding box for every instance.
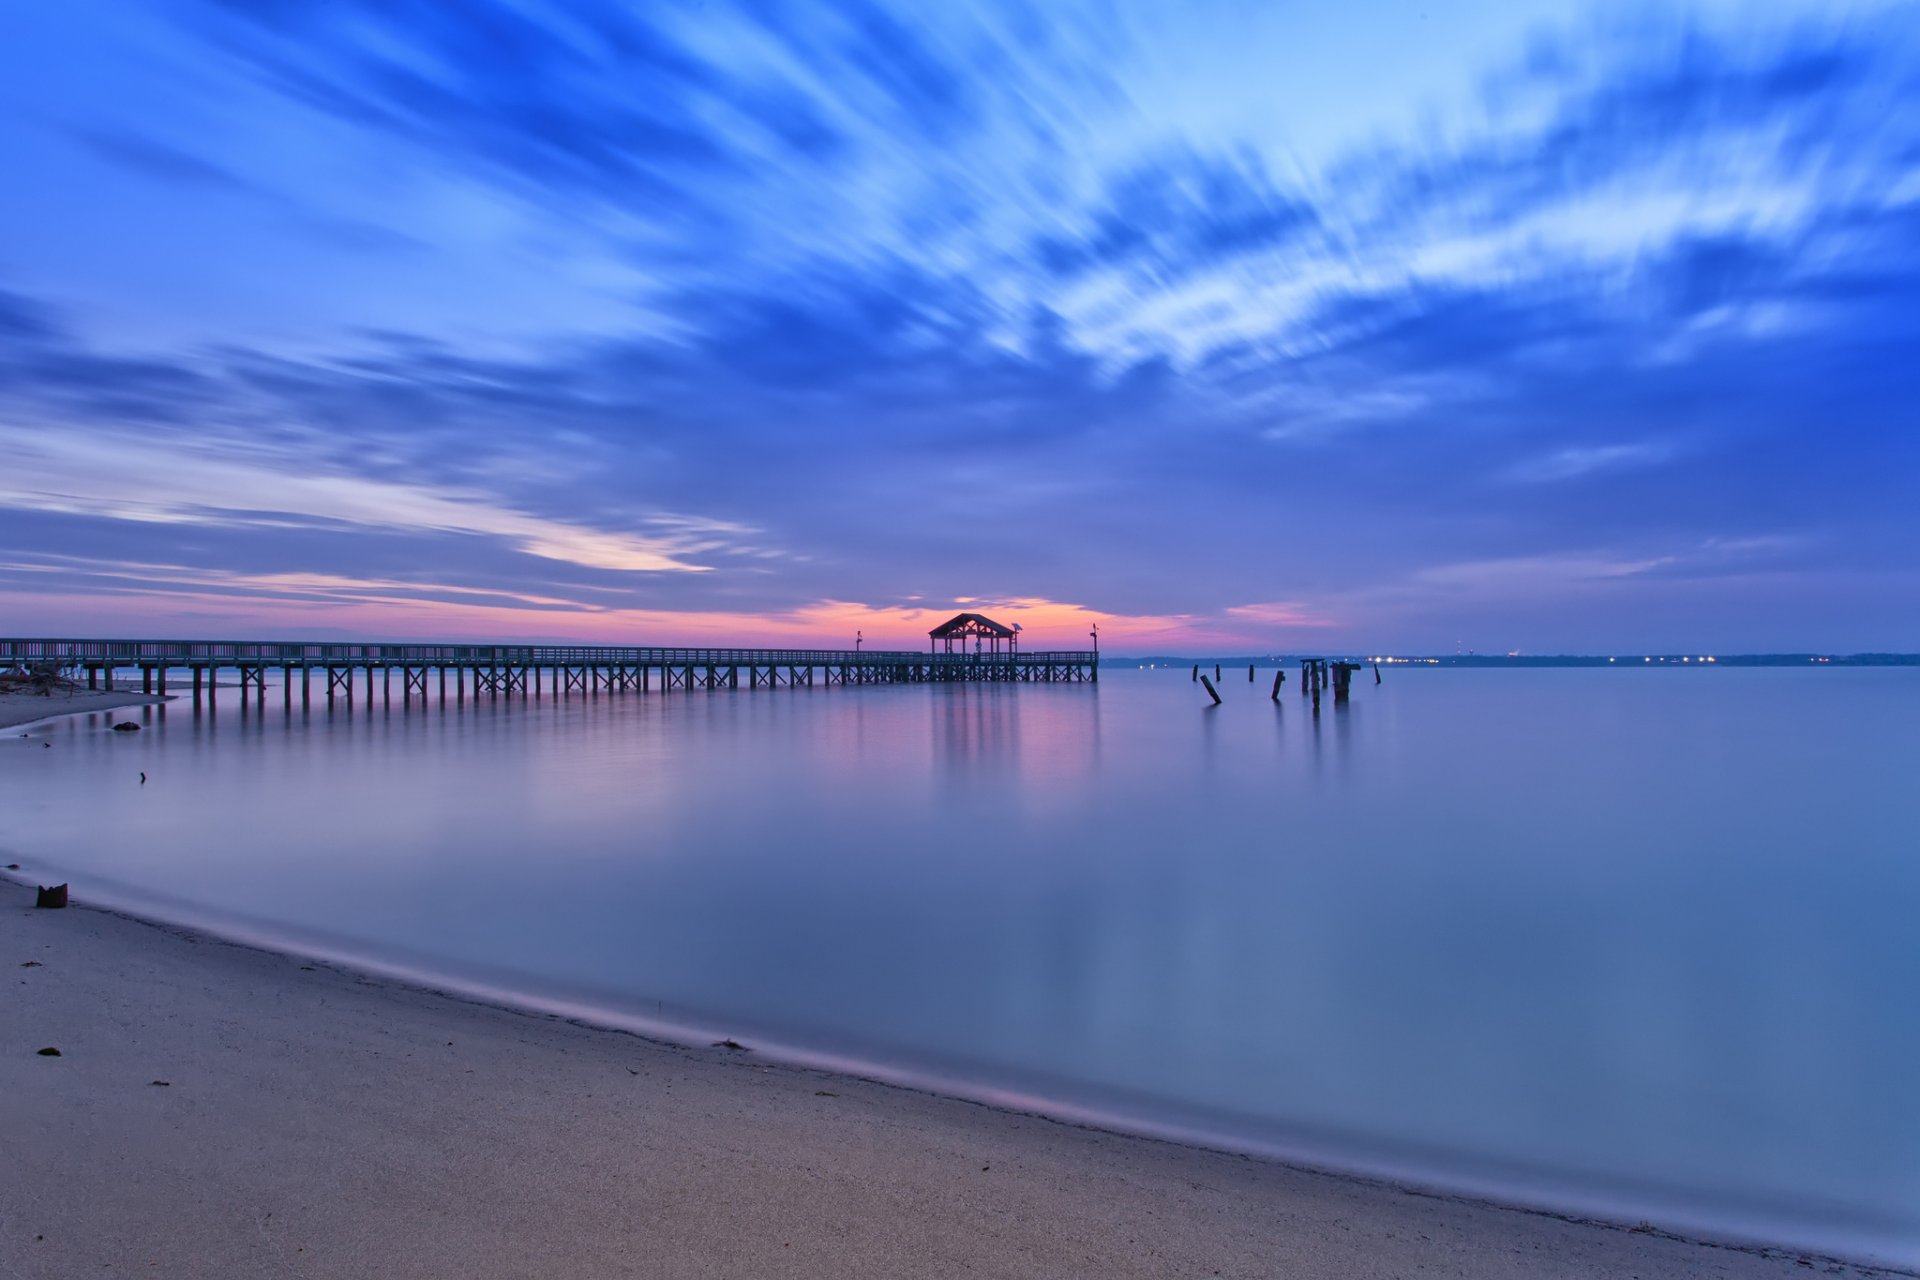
[0,688,171,733]
[14,869,1909,1269]
[2,876,1907,1278]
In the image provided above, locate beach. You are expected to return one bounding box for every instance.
[0,689,168,733]
[1,877,1898,1279]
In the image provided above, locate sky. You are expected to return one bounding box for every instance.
[2,0,1917,654]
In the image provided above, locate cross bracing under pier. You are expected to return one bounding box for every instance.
[0,639,1098,707]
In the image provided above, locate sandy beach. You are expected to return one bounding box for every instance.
[1,878,1900,1279]
[0,689,169,733]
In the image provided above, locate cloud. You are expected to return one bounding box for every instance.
[1502,442,1675,484]
[66,126,253,191]
[1222,602,1337,629]
[0,288,61,345]
[2,5,1917,649]
[1035,150,1319,280]
[1412,551,1678,592]
[0,423,730,574]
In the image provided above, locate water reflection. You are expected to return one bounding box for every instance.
[2,669,1917,1265]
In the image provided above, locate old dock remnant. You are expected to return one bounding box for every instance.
[1332,661,1364,701]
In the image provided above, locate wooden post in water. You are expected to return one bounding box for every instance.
[1214,663,1221,681]
[1199,675,1222,705]
[1374,662,1382,684]
[1271,670,1283,700]
[1249,663,1255,682]
[1191,663,1198,682]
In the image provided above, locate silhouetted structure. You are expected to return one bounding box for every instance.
[0,635,1096,710]
[928,612,1018,657]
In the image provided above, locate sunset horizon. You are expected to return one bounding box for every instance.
[6,1,1916,655]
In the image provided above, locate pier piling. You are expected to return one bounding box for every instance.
[1200,675,1222,705]
[2,640,1100,705]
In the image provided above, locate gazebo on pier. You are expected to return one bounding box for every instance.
[929,612,1019,657]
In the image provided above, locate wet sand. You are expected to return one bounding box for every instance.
[2,879,1902,1279]
[0,689,168,732]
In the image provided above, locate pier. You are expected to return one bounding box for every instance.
[0,637,1098,709]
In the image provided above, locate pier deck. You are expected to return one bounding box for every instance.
[0,639,1097,707]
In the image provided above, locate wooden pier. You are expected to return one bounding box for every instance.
[0,639,1098,709]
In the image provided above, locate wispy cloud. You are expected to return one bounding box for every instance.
[0,425,732,574]
[0,3,1914,648]
[1502,442,1676,484]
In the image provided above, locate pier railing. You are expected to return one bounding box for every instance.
[0,638,1095,667]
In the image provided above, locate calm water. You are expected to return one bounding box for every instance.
[4,668,1916,1264]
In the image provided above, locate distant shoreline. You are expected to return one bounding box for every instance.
[1116,653,1920,667]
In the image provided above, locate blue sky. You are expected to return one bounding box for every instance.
[1,0,1916,651]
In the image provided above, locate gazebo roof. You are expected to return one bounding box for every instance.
[928,611,1017,639]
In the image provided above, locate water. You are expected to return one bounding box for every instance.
[3,667,1916,1265]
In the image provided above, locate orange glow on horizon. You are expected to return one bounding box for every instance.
[0,586,1342,651]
